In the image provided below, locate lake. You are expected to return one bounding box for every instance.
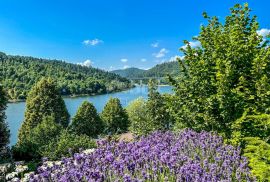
[6,85,172,146]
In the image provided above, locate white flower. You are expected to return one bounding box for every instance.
[6,172,18,180]
[22,172,34,182]
[15,165,28,173]
[82,148,95,154]
[11,177,20,182]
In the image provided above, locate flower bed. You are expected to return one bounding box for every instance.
[29,129,254,181]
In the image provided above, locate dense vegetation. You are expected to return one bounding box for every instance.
[112,61,180,84]
[0,84,10,163]
[0,52,132,100]
[167,3,270,180]
[29,130,253,181]
[1,3,270,181]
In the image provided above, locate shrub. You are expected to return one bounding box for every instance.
[126,97,151,136]
[41,130,96,160]
[30,129,254,181]
[243,137,270,181]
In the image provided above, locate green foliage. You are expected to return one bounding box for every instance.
[243,137,270,181]
[146,80,171,132]
[69,101,104,138]
[13,115,63,160]
[0,52,132,100]
[101,97,129,134]
[170,3,270,138]
[41,130,96,160]
[0,84,9,150]
[126,97,151,136]
[16,78,69,159]
[231,111,270,145]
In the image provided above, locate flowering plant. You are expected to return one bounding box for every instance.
[30,129,254,181]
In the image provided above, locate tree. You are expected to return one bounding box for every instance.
[146,80,171,132]
[0,84,10,162]
[17,78,70,148]
[101,97,129,134]
[13,115,64,160]
[170,3,270,138]
[70,101,104,137]
[126,97,150,136]
[41,130,96,160]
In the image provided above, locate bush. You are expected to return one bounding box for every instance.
[243,137,270,181]
[231,111,270,145]
[13,115,63,160]
[126,97,151,136]
[41,130,96,160]
[30,130,254,181]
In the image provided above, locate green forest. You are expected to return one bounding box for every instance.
[0,52,132,101]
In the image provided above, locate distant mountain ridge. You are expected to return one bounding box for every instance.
[111,61,180,79]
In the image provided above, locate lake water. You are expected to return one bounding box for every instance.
[6,86,172,146]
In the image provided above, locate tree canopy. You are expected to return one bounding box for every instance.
[70,101,104,138]
[0,52,132,100]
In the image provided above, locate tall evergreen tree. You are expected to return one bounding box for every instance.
[146,80,170,132]
[17,78,70,146]
[70,101,103,137]
[101,97,129,134]
[0,84,9,150]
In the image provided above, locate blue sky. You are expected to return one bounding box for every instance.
[0,0,269,70]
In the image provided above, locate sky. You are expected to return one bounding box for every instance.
[0,0,270,70]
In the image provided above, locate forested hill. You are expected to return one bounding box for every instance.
[112,61,180,79]
[0,52,132,100]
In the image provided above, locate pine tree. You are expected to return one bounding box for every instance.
[17,78,70,146]
[70,101,103,137]
[0,84,9,150]
[101,97,129,134]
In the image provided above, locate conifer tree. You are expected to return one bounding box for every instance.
[0,84,9,150]
[17,78,70,146]
[70,101,103,137]
[101,98,129,134]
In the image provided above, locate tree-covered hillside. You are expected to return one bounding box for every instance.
[112,61,180,79]
[0,52,132,100]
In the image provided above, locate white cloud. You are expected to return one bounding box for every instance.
[151,42,159,48]
[83,38,103,46]
[123,65,130,69]
[153,48,169,58]
[168,55,184,62]
[77,59,93,67]
[257,28,270,37]
[181,40,201,50]
[141,58,147,62]
[121,58,128,63]
[109,66,115,71]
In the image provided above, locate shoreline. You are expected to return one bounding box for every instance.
[7,86,135,104]
[7,85,171,103]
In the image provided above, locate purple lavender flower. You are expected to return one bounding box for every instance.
[29,129,254,181]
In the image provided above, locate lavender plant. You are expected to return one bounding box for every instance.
[29,129,254,182]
